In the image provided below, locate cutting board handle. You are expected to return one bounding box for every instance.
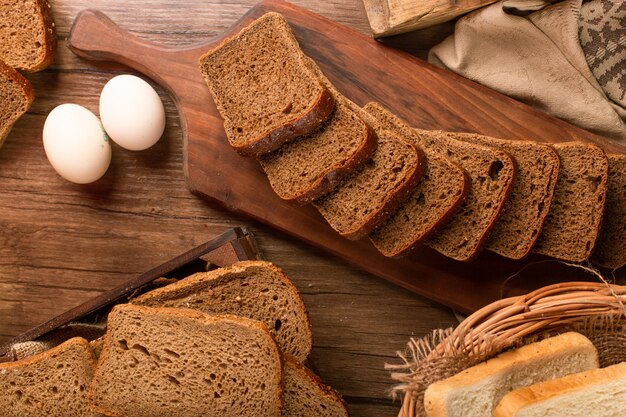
[68,10,184,89]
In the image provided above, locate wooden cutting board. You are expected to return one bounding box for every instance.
[67,0,626,314]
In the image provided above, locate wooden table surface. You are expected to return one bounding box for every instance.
[0,1,458,416]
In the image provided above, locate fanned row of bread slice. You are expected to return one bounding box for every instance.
[199,12,625,268]
[0,261,349,417]
[0,1,56,149]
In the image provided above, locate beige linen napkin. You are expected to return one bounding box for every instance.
[429,0,625,141]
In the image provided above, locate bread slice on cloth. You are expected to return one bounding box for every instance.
[424,332,599,417]
[283,356,349,417]
[364,103,515,261]
[0,337,100,417]
[0,0,56,72]
[592,154,626,269]
[259,101,377,204]
[89,304,283,417]
[448,132,560,260]
[131,260,312,363]
[493,361,626,417]
[0,61,34,148]
[364,102,469,257]
[199,12,334,156]
[533,142,608,262]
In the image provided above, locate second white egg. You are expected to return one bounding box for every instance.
[99,74,166,151]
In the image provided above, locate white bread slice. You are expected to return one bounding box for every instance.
[89,304,283,417]
[424,332,599,417]
[131,260,313,363]
[283,355,349,417]
[0,337,100,417]
[494,361,626,417]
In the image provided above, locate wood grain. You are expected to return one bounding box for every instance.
[362,0,497,37]
[65,0,625,316]
[1,1,457,416]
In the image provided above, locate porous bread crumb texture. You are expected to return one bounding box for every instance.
[424,333,599,417]
[0,61,33,146]
[131,261,313,363]
[0,0,56,72]
[533,142,608,262]
[259,102,377,203]
[364,103,468,257]
[364,103,515,261]
[0,337,99,417]
[314,128,423,240]
[199,12,333,155]
[451,133,560,260]
[89,304,283,417]
[283,358,349,417]
[591,154,626,269]
[493,362,626,417]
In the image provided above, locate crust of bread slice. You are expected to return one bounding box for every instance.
[0,60,34,147]
[493,361,626,417]
[30,0,57,72]
[424,332,599,417]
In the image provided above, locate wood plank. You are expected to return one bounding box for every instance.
[65,0,626,316]
[363,0,497,37]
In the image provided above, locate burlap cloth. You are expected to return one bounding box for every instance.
[429,0,626,141]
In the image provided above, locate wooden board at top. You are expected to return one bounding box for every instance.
[67,0,626,314]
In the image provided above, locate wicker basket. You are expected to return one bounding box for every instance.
[387,282,626,417]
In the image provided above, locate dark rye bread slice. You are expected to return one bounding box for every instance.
[533,142,608,262]
[199,12,334,156]
[0,337,101,417]
[314,121,425,240]
[304,60,426,240]
[283,356,349,417]
[448,133,560,260]
[131,261,313,363]
[89,304,283,417]
[0,0,56,72]
[592,154,626,269]
[0,61,34,148]
[364,103,515,261]
[364,103,469,257]
[259,102,377,204]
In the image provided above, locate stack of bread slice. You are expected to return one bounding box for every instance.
[424,332,626,417]
[423,332,626,417]
[0,261,349,417]
[199,12,624,267]
[0,0,56,149]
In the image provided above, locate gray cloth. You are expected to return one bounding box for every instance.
[429,0,626,141]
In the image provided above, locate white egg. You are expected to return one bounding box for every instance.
[43,104,112,184]
[99,74,166,151]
